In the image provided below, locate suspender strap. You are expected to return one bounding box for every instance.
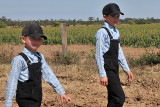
[36,52,41,62]
[19,53,31,65]
[102,27,113,39]
[19,52,41,65]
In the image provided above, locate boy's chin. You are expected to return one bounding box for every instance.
[112,23,117,27]
[32,45,40,49]
[31,47,39,51]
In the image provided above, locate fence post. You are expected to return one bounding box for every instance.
[61,23,67,56]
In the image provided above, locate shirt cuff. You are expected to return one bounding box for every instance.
[123,67,130,72]
[5,100,12,107]
[54,84,66,96]
[99,69,107,77]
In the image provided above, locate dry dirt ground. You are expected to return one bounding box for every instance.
[0,44,160,107]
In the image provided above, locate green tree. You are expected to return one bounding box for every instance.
[53,22,60,27]
[0,21,7,28]
[88,17,94,21]
[128,20,135,25]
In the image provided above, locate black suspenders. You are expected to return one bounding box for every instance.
[19,53,31,65]
[19,52,41,65]
[102,27,113,39]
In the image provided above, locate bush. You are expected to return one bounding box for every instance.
[0,46,14,64]
[53,22,60,27]
[0,21,7,28]
[128,20,135,25]
[135,19,150,24]
[128,52,160,67]
[48,51,80,65]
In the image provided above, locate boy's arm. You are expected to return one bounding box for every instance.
[41,64,66,95]
[5,57,22,107]
[95,30,109,86]
[40,54,72,104]
[118,43,130,72]
[118,44,133,82]
[40,54,65,96]
[95,30,107,78]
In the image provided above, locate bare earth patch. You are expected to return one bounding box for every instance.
[0,44,159,107]
[0,44,159,59]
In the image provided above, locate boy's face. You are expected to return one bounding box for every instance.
[103,14,120,27]
[22,36,42,52]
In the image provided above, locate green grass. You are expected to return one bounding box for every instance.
[128,52,160,67]
[0,23,160,48]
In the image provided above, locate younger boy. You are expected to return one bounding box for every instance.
[95,3,133,107]
[5,23,71,107]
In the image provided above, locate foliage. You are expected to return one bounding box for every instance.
[120,17,159,24]
[128,20,135,25]
[135,19,151,24]
[117,24,160,48]
[1,16,160,27]
[0,21,7,28]
[50,51,80,65]
[87,49,95,58]
[128,52,160,67]
[0,24,160,48]
[0,46,14,64]
[0,27,22,44]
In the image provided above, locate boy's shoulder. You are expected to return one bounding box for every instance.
[11,54,25,65]
[13,54,24,61]
[98,27,106,32]
[97,26,119,35]
[95,27,109,38]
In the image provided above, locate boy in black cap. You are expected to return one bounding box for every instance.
[5,23,71,107]
[95,3,133,107]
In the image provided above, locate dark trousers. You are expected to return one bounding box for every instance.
[102,27,125,107]
[106,68,125,107]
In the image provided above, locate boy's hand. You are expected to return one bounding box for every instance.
[60,93,72,104]
[127,71,133,82]
[100,76,108,86]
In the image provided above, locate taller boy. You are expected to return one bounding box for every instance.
[95,3,133,107]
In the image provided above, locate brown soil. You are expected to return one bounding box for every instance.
[0,44,159,59]
[0,44,160,107]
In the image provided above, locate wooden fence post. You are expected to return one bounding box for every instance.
[61,23,67,56]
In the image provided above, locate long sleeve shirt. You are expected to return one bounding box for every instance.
[5,47,65,107]
[95,22,130,77]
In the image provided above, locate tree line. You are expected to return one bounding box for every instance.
[0,16,160,28]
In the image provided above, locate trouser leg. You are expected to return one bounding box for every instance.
[107,70,125,107]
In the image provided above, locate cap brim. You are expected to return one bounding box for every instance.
[120,12,124,15]
[29,34,47,40]
[110,11,124,16]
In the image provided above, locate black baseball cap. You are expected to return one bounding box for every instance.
[102,3,124,16]
[22,23,47,40]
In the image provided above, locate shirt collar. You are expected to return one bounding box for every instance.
[22,47,37,58]
[103,21,116,32]
[21,47,41,62]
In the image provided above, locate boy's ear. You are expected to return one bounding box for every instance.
[103,15,108,21]
[21,36,26,44]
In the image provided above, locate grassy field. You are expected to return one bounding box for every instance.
[0,23,160,48]
[0,23,160,106]
[0,44,160,107]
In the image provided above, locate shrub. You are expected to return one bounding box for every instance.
[128,52,160,67]
[0,21,7,28]
[128,20,135,25]
[0,46,14,64]
[48,51,80,65]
